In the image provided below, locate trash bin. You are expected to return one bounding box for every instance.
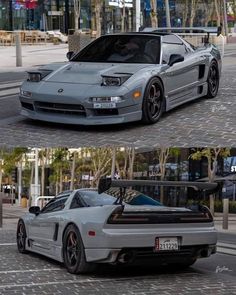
[21,197,27,208]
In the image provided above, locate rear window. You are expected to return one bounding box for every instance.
[79,189,162,207]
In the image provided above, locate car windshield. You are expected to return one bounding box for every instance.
[72,34,161,64]
[79,190,163,207]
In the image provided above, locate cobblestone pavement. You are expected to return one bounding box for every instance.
[0,228,236,295]
[0,50,235,147]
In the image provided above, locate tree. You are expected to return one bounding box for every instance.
[73,0,81,32]
[94,0,102,37]
[202,0,215,27]
[39,148,51,197]
[150,0,158,28]
[115,148,136,180]
[214,0,222,27]
[190,148,230,215]
[165,0,171,27]
[49,148,69,195]
[189,0,199,28]
[70,150,77,190]
[76,148,112,188]
[154,148,180,203]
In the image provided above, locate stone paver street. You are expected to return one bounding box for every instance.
[0,225,236,295]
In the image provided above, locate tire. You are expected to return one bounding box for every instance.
[62,224,95,274]
[142,77,164,124]
[16,220,28,254]
[206,61,220,98]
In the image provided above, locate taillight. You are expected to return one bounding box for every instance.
[107,206,150,224]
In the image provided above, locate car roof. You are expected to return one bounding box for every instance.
[102,32,172,37]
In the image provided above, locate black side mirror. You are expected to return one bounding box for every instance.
[217,26,222,36]
[29,206,40,215]
[66,51,74,60]
[168,54,184,67]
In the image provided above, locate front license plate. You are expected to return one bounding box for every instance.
[93,102,116,109]
[154,237,179,251]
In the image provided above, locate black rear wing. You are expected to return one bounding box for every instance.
[142,26,222,43]
[98,179,218,194]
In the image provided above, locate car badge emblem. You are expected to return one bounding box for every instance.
[58,88,64,93]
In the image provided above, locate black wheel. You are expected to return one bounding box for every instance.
[16,220,28,254]
[206,61,219,98]
[63,224,95,274]
[142,77,164,124]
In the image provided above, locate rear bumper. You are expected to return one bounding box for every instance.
[84,225,217,263]
[85,244,217,263]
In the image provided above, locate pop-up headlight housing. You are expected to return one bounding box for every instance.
[102,74,132,86]
[27,69,53,82]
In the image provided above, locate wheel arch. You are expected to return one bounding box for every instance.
[62,222,81,242]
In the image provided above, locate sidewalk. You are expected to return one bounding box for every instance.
[0,43,68,72]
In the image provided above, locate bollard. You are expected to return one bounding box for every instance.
[15,31,22,67]
[222,198,229,230]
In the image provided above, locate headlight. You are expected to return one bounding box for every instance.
[27,70,52,82]
[20,89,32,98]
[102,75,131,86]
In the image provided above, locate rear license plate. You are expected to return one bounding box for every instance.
[93,102,116,109]
[154,237,179,251]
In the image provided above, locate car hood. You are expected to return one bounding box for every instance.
[44,62,153,85]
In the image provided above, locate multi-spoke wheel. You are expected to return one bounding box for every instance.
[142,78,164,124]
[63,224,95,274]
[16,220,28,254]
[206,61,219,98]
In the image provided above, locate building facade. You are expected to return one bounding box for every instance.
[0,0,228,34]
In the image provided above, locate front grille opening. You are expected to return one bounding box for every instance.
[21,101,34,111]
[94,109,119,116]
[34,102,86,116]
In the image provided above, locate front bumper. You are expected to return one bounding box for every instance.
[19,81,143,125]
[20,102,142,125]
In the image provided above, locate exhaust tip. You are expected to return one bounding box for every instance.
[117,252,135,264]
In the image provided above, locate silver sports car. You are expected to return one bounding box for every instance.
[19,28,221,125]
[17,180,218,274]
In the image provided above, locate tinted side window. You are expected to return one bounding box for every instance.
[70,192,85,209]
[41,196,69,213]
[162,43,188,64]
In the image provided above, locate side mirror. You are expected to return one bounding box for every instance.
[217,26,222,36]
[66,51,74,60]
[29,206,40,215]
[168,54,184,67]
